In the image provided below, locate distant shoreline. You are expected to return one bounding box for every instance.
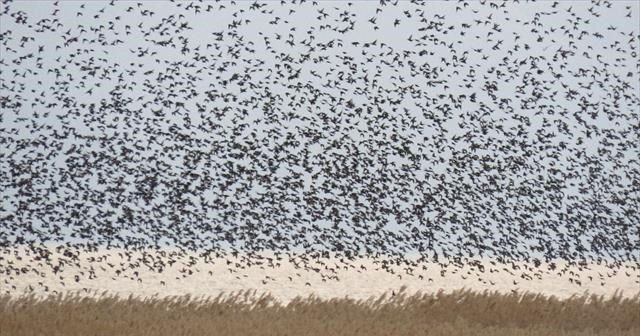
[2,246,638,303]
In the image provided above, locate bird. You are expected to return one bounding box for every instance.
[0,0,636,300]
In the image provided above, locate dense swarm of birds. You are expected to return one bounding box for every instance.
[1,0,639,290]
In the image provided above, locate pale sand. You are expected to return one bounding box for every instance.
[1,247,638,303]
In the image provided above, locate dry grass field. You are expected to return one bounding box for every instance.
[2,288,638,336]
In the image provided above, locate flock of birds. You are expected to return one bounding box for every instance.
[1,0,638,293]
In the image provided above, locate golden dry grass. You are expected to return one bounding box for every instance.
[1,288,639,336]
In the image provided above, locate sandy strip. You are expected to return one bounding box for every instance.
[1,247,638,303]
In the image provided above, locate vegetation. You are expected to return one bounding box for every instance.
[2,288,638,336]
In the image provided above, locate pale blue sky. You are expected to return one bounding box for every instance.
[1,0,639,263]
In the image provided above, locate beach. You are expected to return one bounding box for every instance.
[2,247,637,303]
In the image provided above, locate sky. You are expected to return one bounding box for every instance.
[1,0,639,263]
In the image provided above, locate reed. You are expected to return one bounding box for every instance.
[1,288,638,336]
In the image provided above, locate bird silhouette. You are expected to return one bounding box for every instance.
[0,0,637,296]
